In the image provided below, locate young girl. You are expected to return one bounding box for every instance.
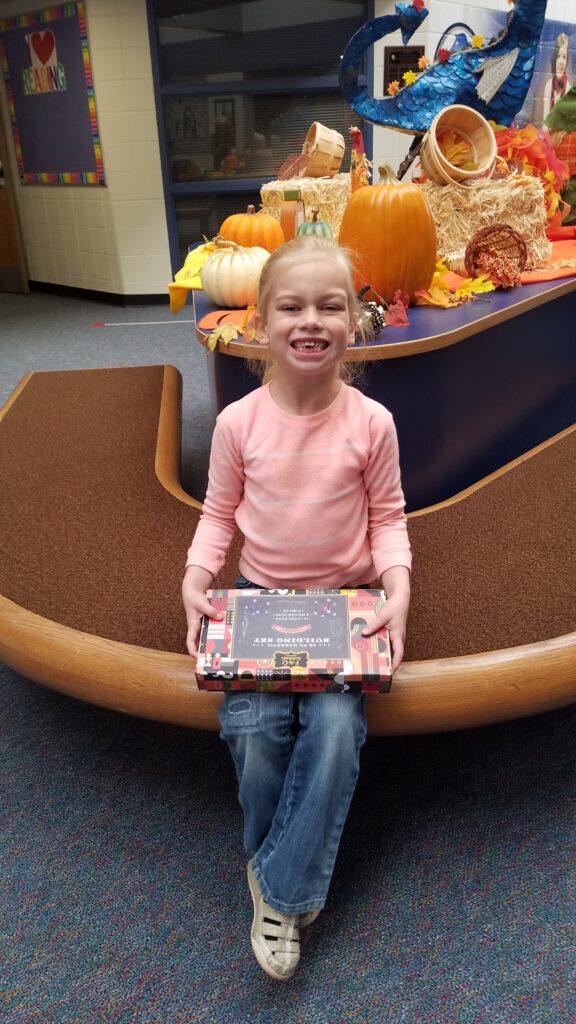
[182,236,411,981]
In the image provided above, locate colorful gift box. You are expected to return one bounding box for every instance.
[196,588,392,693]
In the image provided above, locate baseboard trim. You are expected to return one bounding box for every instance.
[29,280,167,306]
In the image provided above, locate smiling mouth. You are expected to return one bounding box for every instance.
[291,340,329,351]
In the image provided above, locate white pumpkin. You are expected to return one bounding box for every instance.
[200,243,270,307]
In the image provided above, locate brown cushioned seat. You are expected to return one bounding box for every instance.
[1,364,575,734]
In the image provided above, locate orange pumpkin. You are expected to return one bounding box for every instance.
[338,171,437,304]
[218,205,285,253]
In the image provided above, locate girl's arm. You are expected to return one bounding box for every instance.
[183,412,244,656]
[361,409,412,671]
[182,564,223,657]
[186,414,245,578]
[363,411,412,578]
[362,565,410,672]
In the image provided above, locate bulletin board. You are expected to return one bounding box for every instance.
[0,1,104,185]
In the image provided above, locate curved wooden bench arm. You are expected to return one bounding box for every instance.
[1,590,575,735]
[1,365,575,734]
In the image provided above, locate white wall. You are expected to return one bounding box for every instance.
[0,0,171,295]
[2,0,575,291]
[372,0,576,176]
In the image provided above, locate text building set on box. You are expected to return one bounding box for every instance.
[196,589,392,693]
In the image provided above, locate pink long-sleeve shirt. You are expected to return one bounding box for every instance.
[186,382,412,589]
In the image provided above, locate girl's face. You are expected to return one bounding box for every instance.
[256,258,356,382]
[556,44,568,77]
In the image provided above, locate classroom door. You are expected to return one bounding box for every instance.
[0,110,28,293]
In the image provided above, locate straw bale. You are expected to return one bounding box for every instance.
[421,176,551,269]
[260,173,351,240]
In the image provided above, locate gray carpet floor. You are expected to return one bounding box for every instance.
[1,289,575,1023]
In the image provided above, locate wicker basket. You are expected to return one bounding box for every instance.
[444,224,528,278]
[302,122,345,177]
[421,105,497,186]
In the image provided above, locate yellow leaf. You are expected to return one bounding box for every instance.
[414,286,460,308]
[437,129,474,168]
[207,324,242,351]
[219,324,242,345]
[242,304,257,329]
[454,274,495,298]
[402,70,417,86]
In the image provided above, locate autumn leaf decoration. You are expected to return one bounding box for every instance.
[206,305,257,351]
[384,291,410,326]
[414,260,495,307]
[437,130,477,170]
[207,323,242,351]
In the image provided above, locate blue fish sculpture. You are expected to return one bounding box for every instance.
[340,0,549,133]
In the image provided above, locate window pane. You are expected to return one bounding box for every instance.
[165,91,363,184]
[155,0,365,84]
[174,190,262,261]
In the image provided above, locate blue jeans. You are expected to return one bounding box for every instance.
[218,576,367,915]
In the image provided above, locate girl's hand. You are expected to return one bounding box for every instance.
[361,566,411,673]
[182,566,221,657]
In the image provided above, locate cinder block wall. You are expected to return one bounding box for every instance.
[1,1,574,292]
[0,0,171,295]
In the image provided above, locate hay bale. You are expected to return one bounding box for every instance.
[260,173,351,241]
[421,176,551,269]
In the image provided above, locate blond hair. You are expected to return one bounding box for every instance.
[552,32,569,73]
[252,236,366,385]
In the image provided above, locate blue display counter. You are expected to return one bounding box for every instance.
[194,278,576,511]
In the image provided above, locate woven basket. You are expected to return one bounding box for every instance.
[421,105,497,186]
[444,223,528,277]
[302,122,345,177]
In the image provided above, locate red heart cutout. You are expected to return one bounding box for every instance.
[30,30,55,65]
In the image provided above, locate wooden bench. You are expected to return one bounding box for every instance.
[1,364,575,734]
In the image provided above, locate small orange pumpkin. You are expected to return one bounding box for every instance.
[338,167,437,304]
[218,205,285,253]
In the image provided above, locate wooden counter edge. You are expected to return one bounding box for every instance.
[194,277,576,361]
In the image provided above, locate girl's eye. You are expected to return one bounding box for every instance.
[280,304,299,312]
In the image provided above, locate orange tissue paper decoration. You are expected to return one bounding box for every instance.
[491,123,570,221]
[218,205,285,253]
[338,165,437,304]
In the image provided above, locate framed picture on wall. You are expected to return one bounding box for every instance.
[0,1,104,185]
[165,96,209,154]
[214,98,236,136]
[211,97,237,172]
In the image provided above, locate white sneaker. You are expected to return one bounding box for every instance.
[247,860,300,980]
[299,909,321,928]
